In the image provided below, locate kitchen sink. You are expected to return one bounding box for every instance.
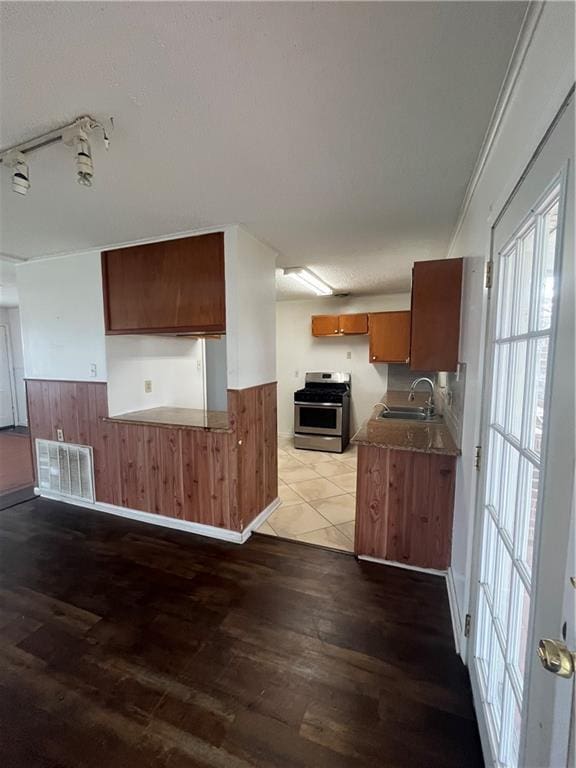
[376,405,439,422]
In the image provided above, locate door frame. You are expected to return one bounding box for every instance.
[0,323,17,429]
[466,138,571,765]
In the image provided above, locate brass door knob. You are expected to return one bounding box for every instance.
[537,638,575,679]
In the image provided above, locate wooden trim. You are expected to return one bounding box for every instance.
[104,324,226,336]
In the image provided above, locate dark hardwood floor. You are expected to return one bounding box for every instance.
[0,498,483,768]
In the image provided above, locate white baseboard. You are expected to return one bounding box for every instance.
[277,431,293,439]
[446,566,464,658]
[34,488,280,545]
[242,497,281,539]
[358,554,446,578]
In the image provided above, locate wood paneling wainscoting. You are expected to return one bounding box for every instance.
[25,379,277,534]
[355,444,455,569]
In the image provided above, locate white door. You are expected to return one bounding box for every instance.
[469,94,574,768]
[0,326,15,428]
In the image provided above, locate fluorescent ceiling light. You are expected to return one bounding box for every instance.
[283,267,333,296]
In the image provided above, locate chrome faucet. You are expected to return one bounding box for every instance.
[408,377,435,417]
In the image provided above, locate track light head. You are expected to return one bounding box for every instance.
[3,150,30,195]
[63,123,94,187]
[69,128,93,186]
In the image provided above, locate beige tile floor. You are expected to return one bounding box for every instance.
[256,436,357,552]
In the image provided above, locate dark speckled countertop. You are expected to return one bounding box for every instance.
[351,391,460,456]
[104,407,231,432]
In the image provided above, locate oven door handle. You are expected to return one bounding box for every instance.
[294,401,343,408]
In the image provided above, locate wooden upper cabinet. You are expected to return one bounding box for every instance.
[312,315,340,337]
[312,313,368,337]
[368,311,411,363]
[339,313,368,335]
[410,258,463,371]
[102,233,226,334]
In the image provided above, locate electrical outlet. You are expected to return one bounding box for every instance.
[144,380,152,393]
[89,363,97,377]
[56,428,64,442]
[346,351,352,360]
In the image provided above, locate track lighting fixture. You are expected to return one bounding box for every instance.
[0,115,111,196]
[3,150,30,195]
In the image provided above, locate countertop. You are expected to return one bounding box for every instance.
[104,407,231,432]
[351,390,460,456]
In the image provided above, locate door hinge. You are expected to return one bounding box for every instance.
[464,613,472,638]
[485,260,493,290]
[474,445,481,471]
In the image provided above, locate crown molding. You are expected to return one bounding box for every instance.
[446,2,545,259]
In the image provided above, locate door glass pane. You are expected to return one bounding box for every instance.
[486,430,504,516]
[507,341,527,440]
[509,569,531,690]
[498,248,515,339]
[526,337,549,456]
[536,201,558,331]
[476,587,491,693]
[492,343,510,428]
[514,227,535,336]
[481,510,498,605]
[488,637,506,736]
[494,535,513,639]
[500,442,520,545]
[516,459,540,575]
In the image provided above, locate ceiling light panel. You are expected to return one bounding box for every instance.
[283,267,333,296]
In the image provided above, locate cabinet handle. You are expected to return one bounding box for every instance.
[406,357,410,364]
[372,355,376,361]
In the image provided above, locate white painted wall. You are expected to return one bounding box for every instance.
[225,226,277,390]
[447,2,575,651]
[17,251,107,382]
[0,307,27,425]
[105,335,205,416]
[276,293,411,435]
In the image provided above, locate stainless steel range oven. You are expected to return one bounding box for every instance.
[294,372,351,453]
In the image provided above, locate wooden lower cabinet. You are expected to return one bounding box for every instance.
[354,444,455,569]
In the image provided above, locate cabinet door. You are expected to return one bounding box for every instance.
[385,450,455,569]
[368,311,411,363]
[339,313,368,335]
[311,315,340,336]
[410,258,463,371]
[102,233,225,334]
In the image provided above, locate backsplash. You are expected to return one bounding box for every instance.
[387,363,466,447]
[387,364,436,391]
[435,364,467,446]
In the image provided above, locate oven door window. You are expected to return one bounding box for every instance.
[299,406,338,430]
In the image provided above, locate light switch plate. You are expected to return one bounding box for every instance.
[89,363,97,377]
[144,380,152,393]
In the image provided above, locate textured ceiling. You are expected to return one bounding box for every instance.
[0,2,527,300]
